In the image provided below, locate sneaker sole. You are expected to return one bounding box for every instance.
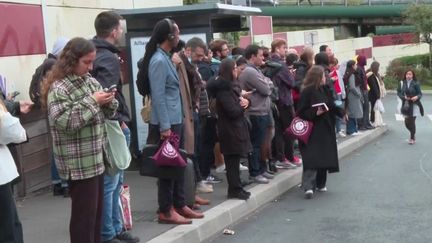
[305,193,313,199]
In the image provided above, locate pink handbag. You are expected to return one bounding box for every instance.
[285,116,314,144]
[152,133,187,167]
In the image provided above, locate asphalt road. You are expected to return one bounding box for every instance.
[210,94,432,243]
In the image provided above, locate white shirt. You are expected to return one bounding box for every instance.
[0,110,27,185]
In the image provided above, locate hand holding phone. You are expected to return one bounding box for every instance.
[103,84,117,93]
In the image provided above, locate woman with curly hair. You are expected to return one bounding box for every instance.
[41,37,118,243]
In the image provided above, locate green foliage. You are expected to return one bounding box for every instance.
[183,0,200,4]
[220,32,241,47]
[386,54,432,90]
[403,4,432,69]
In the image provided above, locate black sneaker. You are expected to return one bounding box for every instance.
[53,183,63,196]
[117,231,140,243]
[62,187,70,198]
[241,188,251,196]
[228,190,250,200]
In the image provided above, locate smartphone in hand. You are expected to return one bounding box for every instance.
[311,102,329,111]
[103,84,117,92]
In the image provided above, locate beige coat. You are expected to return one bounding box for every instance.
[178,62,195,154]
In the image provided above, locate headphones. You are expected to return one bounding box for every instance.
[164,18,175,41]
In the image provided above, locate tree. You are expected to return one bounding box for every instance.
[404,4,432,70]
[183,0,200,4]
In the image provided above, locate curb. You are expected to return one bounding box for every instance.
[147,126,388,243]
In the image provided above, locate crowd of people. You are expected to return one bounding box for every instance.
[135,17,394,225]
[2,12,426,243]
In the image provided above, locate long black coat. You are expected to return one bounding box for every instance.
[297,85,343,172]
[207,78,252,156]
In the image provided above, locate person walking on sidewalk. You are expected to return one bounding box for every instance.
[42,37,119,243]
[297,66,344,199]
[238,45,273,184]
[136,18,203,224]
[397,69,424,145]
[0,99,27,243]
[207,58,252,200]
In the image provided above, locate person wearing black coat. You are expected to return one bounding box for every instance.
[367,61,381,123]
[207,58,252,200]
[397,69,424,145]
[297,66,344,199]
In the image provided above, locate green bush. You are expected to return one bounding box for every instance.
[385,54,432,89]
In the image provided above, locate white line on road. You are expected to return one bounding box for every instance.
[419,153,432,182]
[428,115,432,121]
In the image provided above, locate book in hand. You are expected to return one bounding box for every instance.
[312,102,329,111]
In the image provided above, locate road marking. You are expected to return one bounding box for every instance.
[428,115,432,121]
[419,153,432,182]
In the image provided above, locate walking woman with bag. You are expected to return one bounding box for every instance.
[42,37,119,243]
[397,69,424,145]
[0,99,27,243]
[297,66,344,199]
[136,18,203,225]
[207,58,252,200]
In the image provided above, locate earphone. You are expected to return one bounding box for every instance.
[164,18,175,41]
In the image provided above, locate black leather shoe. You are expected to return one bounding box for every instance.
[228,190,250,200]
[241,189,251,196]
[53,183,63,196]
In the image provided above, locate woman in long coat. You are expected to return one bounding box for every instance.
[207,58,252,200]
[344,60,363,135]
[297,65,344,199]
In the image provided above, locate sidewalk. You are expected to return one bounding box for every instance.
[18,126,387,243]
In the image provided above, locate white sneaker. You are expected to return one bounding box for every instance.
[196,181,213,193]
[317,187,327,192]
[215,164,226,173]
[239,164,249,171]
[337,131,346,138]
[305,189,313,199]
[250,175,269,184]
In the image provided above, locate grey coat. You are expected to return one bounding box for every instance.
[347,74,363,119]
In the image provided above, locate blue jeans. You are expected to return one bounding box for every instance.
[50,155,67,187]
[346,117,358,135]
[248,114,270,177]
[102,126,130,241]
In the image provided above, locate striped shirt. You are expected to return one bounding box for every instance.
[48,74,118,180]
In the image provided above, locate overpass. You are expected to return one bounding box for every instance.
[259,1,432,36]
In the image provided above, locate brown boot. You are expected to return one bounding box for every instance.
[176,206,204,219]
[158,208,192,224]
[195,195,210,205]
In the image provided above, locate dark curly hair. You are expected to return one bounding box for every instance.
[40,37,96,108]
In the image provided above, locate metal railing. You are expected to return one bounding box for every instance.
[201,0,432,6]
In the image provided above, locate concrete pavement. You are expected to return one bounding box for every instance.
[18,126,387,243]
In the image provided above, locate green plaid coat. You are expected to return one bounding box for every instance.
[48,74,118,180]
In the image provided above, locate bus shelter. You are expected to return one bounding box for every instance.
[117,3,261,154]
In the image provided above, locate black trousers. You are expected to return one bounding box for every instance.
[224,154,242,195]
[198,116,218,178]
[404,117,416,140]
[274,104,295,161]
[302,169,327,191]
[0,182,23,243]
[358,90,371,128]
[69,175,104,243]
[370,98,377,123]
[147,124,186,213]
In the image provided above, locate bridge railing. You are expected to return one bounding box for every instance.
[203,0,432,6]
